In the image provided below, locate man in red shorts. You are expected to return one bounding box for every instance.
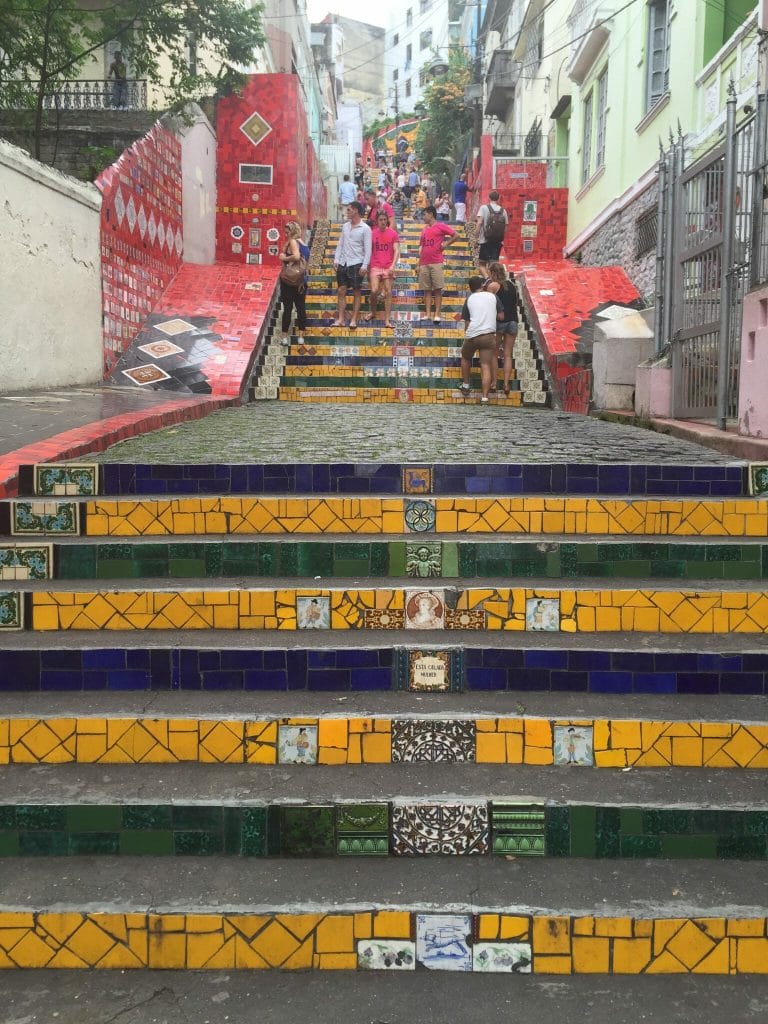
[418,205,456,323]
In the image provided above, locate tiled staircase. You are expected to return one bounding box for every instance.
[250,218,549,406]
[0,457,767,975]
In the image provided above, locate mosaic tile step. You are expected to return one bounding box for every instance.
[57,496,764,538]
[2,858,767,972]
[2,638,768,694]
[46,538,768,584]
[1,705,766,767]
[0,794,765,859]
[278,376,521,392]
[284,355,471,369]
[82,462,748,498]
[276,387,525,406]
[22,583,768,635]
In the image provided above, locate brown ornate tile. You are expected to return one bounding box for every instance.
[445,609,485,630]
[365,608,405,629]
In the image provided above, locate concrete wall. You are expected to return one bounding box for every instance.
[0,139,102,392]
[172,107,216,265]
[738,285,768,438]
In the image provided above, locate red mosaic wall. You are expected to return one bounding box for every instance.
[495,161,567,261]
[215,74,328,267]
[96,123,183,375]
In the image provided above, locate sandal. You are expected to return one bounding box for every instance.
[348,321,358,330]
[332,320,345,327]
[383,321,394,329]
[458,383,471,396]
[363,313,374,322]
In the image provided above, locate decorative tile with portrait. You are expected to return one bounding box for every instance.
[525,597,560,631]
[406,542,442,578]
[405,589,445,629]
[748,463,768,496]
[553,724,594,766]
[277,724,318,765]
[296,595,330,629]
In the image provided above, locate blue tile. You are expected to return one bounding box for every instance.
[466,667,508,690]
[598,466,630,493]
[589,671,633,694]
[40,671,83,691]
[286,651,308,678]
[83,650,125,669]
[41,651,81,669]
[198,651,221,670]
[660,466,694,480]
[335,650,384,668]
[550,671,588,691]
[82,670,108,690]
[629,466,647,493]
[677,673,719,694]
[513,669,551,689]
[263,650,287,670]
[659,653,699,670]
[187,465,217,478]
[698,653,743,671]
[611,652,655,671]
[719,672,764,695]
[633,672,677,694]
[466,477,492,494]
[521,466,554,492]
[567,650,611,670]
[742,654,768,671]
[202,671,244,690]
[349,668,393,690]
[525,650,567,669]
[308,670,351,690]
[243,670,288,690]
[220,650,264,670]
[308,650,339,668]
[245,466,264,492]
[108,670,151,690]
[479,649,525,668]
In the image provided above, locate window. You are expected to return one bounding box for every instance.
[646,0,670,111]
[406,8,413,26]
[405,78,412,98]
[405,43,412,67]
[393,69,399,82]
[595,68,608,169]
[419,29,432,50]
[525,17,544,73]
[582,88,593,185]
[393,32,399,46]
[239,164,273,185]
[419,64,429,86]
[420,0,430,11]
[635,205,658,257]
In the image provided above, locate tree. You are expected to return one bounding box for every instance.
[0,0,265,159]
[415,46,474,178]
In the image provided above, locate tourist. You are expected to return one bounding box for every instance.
[412,184,427,222]
[484,262,519,396]
[277,221,308,345]
[332,202,372,329]
[436,192,453,222]
[390,189,406,232]
[452,171,471,223]
[364,188,394,227]
[418,205,456,323]
[459,275,502,403]
[365,210,400,329]
[474,189,508,273]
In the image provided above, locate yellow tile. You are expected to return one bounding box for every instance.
[362,733,391,762]
[524,719,552,747]
[671,737,703,766]
[373,911,411,938]
[532,916,570,954]
[499,916,530,940]
[318,952,357,969]
[148,931,186,968]
[476,732,506,762]
[354,913,372,939]
[572,937,609,973]
[573,917,594,936]
[727,919,766,936]
[315,915,354,953]
[534,954,572,973]
[736,938,768,973]
[478,914,499,941]
[250,919,303,967]
[318,719,348,749]
[593,918,633,937]
[613,938,652,973]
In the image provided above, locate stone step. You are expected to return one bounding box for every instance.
[0,857,766,972]
[19,535,766,585]
[0,762,766,860]
[1,691,766,768]
[13,580,768,635]
[1,631,766,695]
[9,494,759,538]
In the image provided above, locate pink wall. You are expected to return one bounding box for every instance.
[738,285,768,438]
[215,74,328,268]
[96,123,183,375]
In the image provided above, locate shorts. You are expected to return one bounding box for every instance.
[454,202,466,222]
[479,241,502,263]
[461,332,497,362]
[336,263,364,290]
[418,263,445,291]
[497,320,518,335]
[370,267,394,286]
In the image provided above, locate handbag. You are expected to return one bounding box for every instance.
[279,258,306,288]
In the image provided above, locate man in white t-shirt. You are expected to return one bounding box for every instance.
[474,189,508,273]
[459,275,502,403]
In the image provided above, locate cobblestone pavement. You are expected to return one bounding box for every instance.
[97,402,738,464]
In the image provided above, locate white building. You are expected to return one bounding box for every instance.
[386,0,461,112]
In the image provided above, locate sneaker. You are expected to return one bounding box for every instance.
[433,316,441,324]
[296,335,304,344]
[281,334,290,345]
[459,383,471,396]
[480,396,489,404]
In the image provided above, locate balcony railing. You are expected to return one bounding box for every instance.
[484,49,521,119]
[7,79,148,111]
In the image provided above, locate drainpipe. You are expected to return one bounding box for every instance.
[661,134,676,356]
[716,81,737,430]
[654,143,667,356]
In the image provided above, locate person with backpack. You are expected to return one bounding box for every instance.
[474,190,508,273]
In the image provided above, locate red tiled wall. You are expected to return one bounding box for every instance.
[495,161,567,260]
[215,74,327,267]
[96,123,183,375]
[496,161,548,189]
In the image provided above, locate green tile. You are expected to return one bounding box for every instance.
[66,806,123,831]
[19,831,68,855]
[68,832,120,855]
[369,543,389,576]
[456,545,476,577]
[728,563,762,581]
[172,806,223,831]
[0,832,20,856]
[620,835,662,858]
[619,808,643,835]
[279,806,334,857]
[97,543,132,559]
[278,543,298,576]
[223,808,242,854]
[668,543,705,560]
[134,558,170,578]
[705,544,742,561]
[120,829,174,855]
[168,558,206,578]
[15,806,66,830]
[642,809,692,834]
[716,836,767,859]
[594,808,620,858]
[97,559,135,579]
[692,810,743,835]
[662,835,717,858]
[336,803,389,834]
[545,806,570,857]
[441,542,459,578]
[334,558,370,576]
[266,806,281,856]
[204,545,223,576]
[649,560,686,578]
[682,560,722,579]
[595,543,629,561]
[56,545,98,579]
[122,806,172,830]
[240,807,267,856]
[609,560,652,579]
[173,830,223,855]
[743,811,768,836]
[570,806,597,857]
[0,807,17,829]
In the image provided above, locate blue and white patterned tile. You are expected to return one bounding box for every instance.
[0,544,52,580]
[0,592,23,630]
[11,501,79,536]
[416,914,472,971]
[34,463,99,496]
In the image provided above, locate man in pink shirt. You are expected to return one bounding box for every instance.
[418,205,456,323]
[365,210,400,328]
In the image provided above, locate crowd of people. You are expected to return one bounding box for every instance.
[277,166,517,401]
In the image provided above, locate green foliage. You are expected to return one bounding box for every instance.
[77,143,121,181]
[0,0,265,156]
[414,46,474,175]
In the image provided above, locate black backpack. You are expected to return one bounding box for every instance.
[484,204,506,243]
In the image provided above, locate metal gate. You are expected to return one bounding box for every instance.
[656,85,761,424]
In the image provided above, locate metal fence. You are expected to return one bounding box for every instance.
[9,79,148,110]
[656,85,765,425]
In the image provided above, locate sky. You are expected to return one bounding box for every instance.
[306,0,387,29]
